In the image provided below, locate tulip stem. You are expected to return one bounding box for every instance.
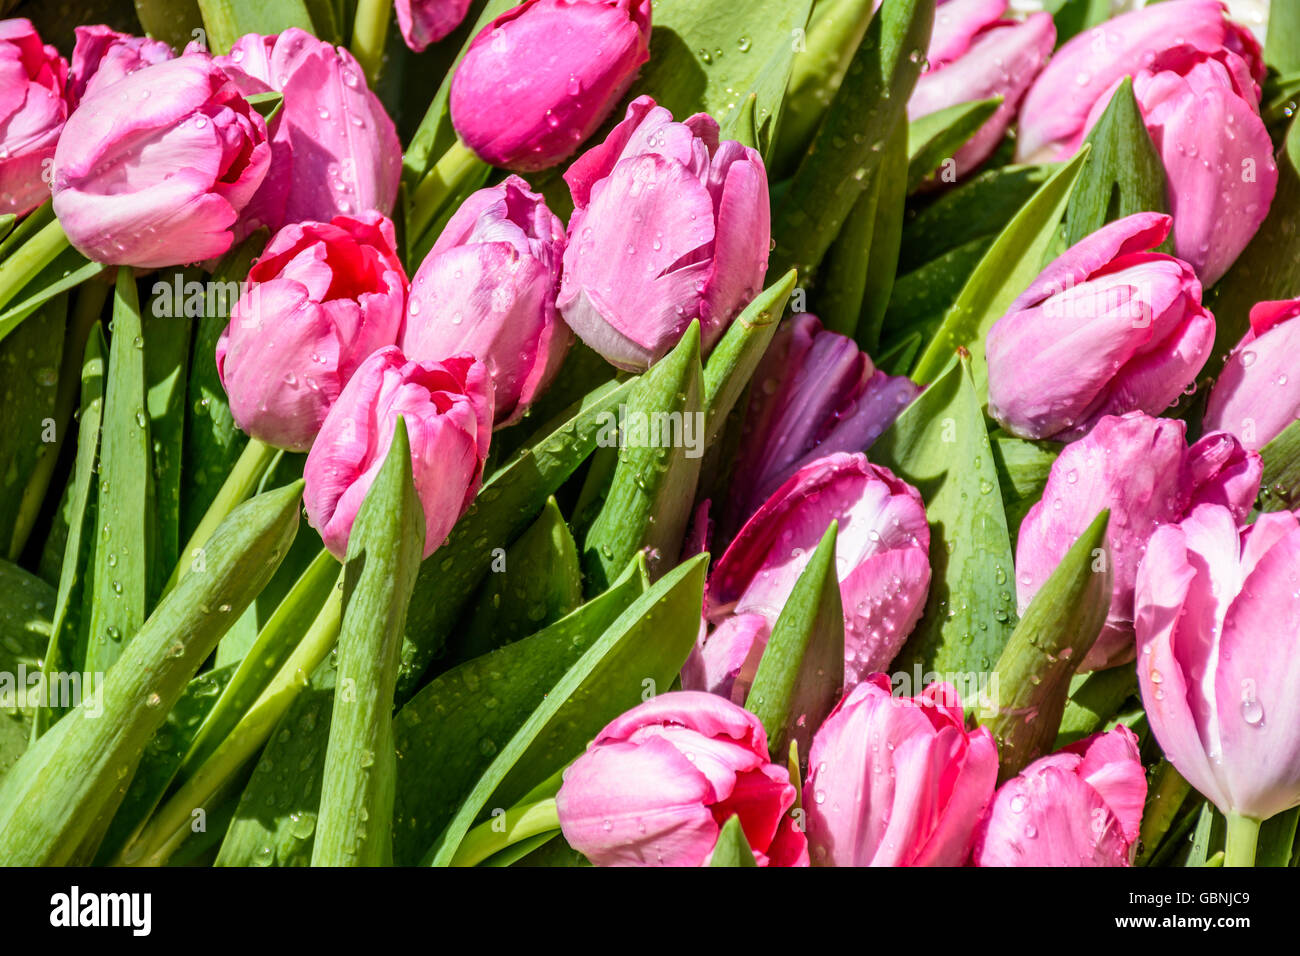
[351,0,393,89]
[407,140,484,246]
[449,798,562,868]
[117,579,345,866]
[1224,813,1261,868]
[0,215,71,320]
[165,436,277,597]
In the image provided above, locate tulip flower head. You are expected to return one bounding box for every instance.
[1203,298,1300,452]
[556,691,806,866]
[0,18,67,218]
[396,0,473,53]
[66,25,173,110]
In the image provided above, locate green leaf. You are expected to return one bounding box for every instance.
[708,815,758,867]
[1135,760,1193,866]
[769,0,934,281]
[871,354,1017,677]
[1063,78,1168,249]
[133,0,206,52]
[450,497,583,663]
[196,0,315,55]
[745,521,844,763]
[399,375,638,701]
[1258,807,1300,867]
[0,560,54,779]
[85,269,153,676]
[906,97,1001,192]
[392,560,648,865]
[425,553,708,866]
[1186,803,1223,867]
[245,90,284,126]
[0,480,301,865]
[0,214,13,245]
[1267,0,1300,75]
[882,240,987,353]
[721,93,760,151]
[981,510,1111,781]
[1055,665,1137,748]
[1048,0,1116,48]
[989,431,1060,542]
[314,419,426,866]
[583,322,704,589]
[1259,418,1300,512]
[912,147,1089,390]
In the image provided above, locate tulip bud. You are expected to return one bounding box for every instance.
[401,176,569,426]
[908,10,1056,178]
[303,346,493,560]
[558,95,771,371]
[973,727,1147,866]
[396,0,472,53]
[1136,504,1300,821]
[1015,412,1261,672]
[724,313,920,532]
[804,675,999,866]
[688,452,930,701]
[0,19,67,217]
[987,213,1215,441]
[66,25,173,110]
[217,29,402,227]
[1203,298,1300,451]
[555,691,806,866]
[50,55,272,268]
[216,212,408,452]
[450,0,652,171]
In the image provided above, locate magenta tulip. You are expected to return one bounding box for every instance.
[558,95,770,371]
[66,25,173,110]
[1016,412,1261,671]
[216,212,408,452]
[555,691,806,866]
[396,0,472,52]
[401,176,569,426]
[217,29,402,227]
[804,675,998,866]
[1203,298,1300,452]
[686,452,930,700]
[909,8,1056,177]
[1136,504,1300,822]
[987,213,1214,441]
[973,727,1147,867]
[0,19,67,218]
[51,55,272,268]
[303,346,493,560]
[450,0,652,171]
[723,313,920,533]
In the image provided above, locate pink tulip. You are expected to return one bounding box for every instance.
[804,675,998,866]
[908,9,1056,177]
[396,0,472,52]
[558,95,770,371]
[1016,412,1261,671]
[1203,299,1300,452]
[303,346,493,560]
[685,453,930,701]
[1135,504,1300,821]
[973,727,1147,866]
[723,313,920,533]
[0,19,67,218]
[401,176,569,426]
[217,29,402,228]
[987,213,1215,441]
[66,25,173,110]
[555,691,806,866]
[450,0,652,171]
[51,55,272,268]
[216,212,408,452]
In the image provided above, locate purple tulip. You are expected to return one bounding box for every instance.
[1136,504,1300,821]
[51,55,272,268]
[909,8,1056,178]
[450,0,652,172]
[1203,298,1300,451]
[66,25,173,110]
[216,212,408,452]
[986,213,1215,442]
[0,18,66,218]
[558,95,771,371]
[685,452,930,701]
[217,29,402,229]
[396,0,472,53]
[401,176,569,426]
[723,313,920,532]
[1016,412,1261,671]
[303,346,493,560]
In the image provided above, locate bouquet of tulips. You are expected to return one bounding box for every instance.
[0,0,1296,872]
